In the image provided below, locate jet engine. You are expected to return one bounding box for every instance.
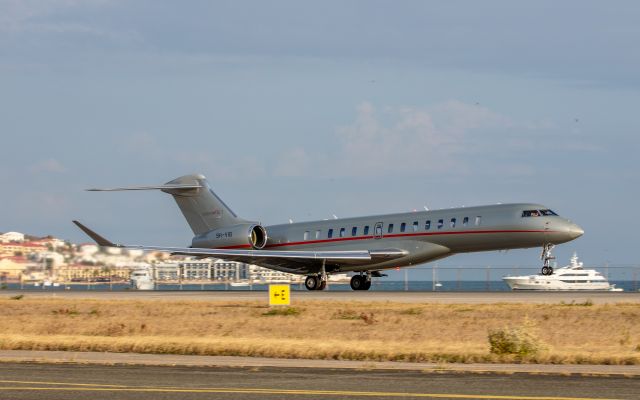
[191,224,268,249]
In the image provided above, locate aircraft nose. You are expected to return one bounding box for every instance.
[567,223,584,239]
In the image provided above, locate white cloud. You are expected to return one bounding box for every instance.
[276,100,515,178]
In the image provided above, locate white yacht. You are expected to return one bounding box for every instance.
[130,268,155,290]
[503,253,622,291]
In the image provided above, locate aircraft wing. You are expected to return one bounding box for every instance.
[73,221,407,275]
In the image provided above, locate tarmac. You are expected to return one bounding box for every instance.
[3,289,640,304]
[1,351,639,400]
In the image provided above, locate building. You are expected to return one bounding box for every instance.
[78,243,99,256]
[0,256,30,281]
[153,261,180,281]
[0,241,48,256]
[182,259,213,280]
[56,264,131,282]
[249,264,302,283]
[0,232,25,243]
[34,236,66,249]
[212,260,249,281]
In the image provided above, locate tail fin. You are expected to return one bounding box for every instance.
[87,174,246,235]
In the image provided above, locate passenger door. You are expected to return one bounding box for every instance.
[374,222,383,239]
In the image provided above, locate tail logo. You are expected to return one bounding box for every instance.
[203,209,223,219]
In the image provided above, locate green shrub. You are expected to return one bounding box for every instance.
[262,307,301,316]
[399,308,422,315]
[560,299,593,307]
[488,320,541,357]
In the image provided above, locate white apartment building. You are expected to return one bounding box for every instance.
[0,232,25,243]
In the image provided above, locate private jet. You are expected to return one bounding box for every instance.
[74,174,583,291]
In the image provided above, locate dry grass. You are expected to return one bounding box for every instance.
[1,297,639,365]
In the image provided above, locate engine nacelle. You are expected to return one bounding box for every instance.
[191,223,267,249]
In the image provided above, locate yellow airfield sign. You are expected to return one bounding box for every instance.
[269,284,290,305]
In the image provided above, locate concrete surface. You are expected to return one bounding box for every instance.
[0,359,638,400]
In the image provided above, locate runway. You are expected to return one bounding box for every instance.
[3,289,639,303]
[1,361,638,400]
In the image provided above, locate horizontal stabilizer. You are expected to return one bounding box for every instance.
[86,184,202,192]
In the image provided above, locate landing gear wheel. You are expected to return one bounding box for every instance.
[541,266,554,276]
[318,280,327,291]
[350,275,364,291]
[362,280,371,290]
[305,275,320,290]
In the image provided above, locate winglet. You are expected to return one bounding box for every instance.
[72,220,119,247]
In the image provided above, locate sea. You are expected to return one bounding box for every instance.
[3,280,639,292]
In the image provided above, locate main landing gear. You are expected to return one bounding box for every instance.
[305,260,328,291]
[540,243,556,276]
[304,275,327,291]
[350,273,371,291]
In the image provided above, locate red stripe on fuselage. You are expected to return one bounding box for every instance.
[217,229,553,250]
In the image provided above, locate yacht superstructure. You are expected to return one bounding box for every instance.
[130,267,155,290]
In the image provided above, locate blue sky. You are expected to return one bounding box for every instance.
[1,1,639,275]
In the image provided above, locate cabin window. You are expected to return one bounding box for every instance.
[303,231,309,241]
[450,218,456,228]
[351,227,357,236]
[463,217,469,227]
[437,219,444,229]
[425,220,431,230]
[475,216,481,226]
[388,223,394,233]
[328,229,333,238]
[315,230,321,239]
[400,222,406,232]
[413,221,419,232]
[339,227,346,237]
[364,225,370,235]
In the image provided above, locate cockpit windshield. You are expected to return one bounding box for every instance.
[522,209,558,217]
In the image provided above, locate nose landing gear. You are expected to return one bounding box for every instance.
[540,244,555,276]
